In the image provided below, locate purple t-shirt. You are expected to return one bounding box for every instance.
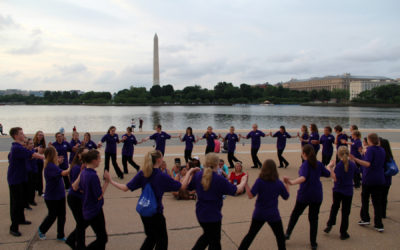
[320,134,334,156]
[127,168,181,214]
[246,130,266,149]
[68,164,83,199]
[44,162,66,200]
[150,132,171,154]
[69,139,81,163]
[272,131,291,150]
[297,160,330,203]
[336,133,348,149]
[122,134,138,156]
[52,141,72,170]
[84,140,98,150]
[80,168,104,220]
[251,178,289,222]
[225,133,239,152]
[308,132,320,153]
[301,133,309,147]
[362,146,386,186]
[7,142,33,185]
[203,132,217,148]
[350,139,362,159]
[188,171,237,223]
[101,133,119,154]
[182,134,195,151]
[333,161,357,196]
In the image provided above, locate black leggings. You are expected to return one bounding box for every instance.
[67,195,86,249]
[193,221,221,250]
[27,172,36,204]
[39,198,66,239]
[382,185,390,218]
[286,201,321,247]
[326,192,352,235]
[36,160,44,195]
[9,183,26,232]
[122,155,140,173]
[322,153,332,166]
[239,219,286,250]
[205,145,214,154]
[140,213,168,250]
[361,184,384,228]
[104,152,123,178]
[277,149,288,167]
[184,149,193,163]
[227,152,240,168]
[251,148,262,168]
[84,209,108,250]
[63,176,71,190]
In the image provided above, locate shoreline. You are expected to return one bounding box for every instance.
[302,103,400,107]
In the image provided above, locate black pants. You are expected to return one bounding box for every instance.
[36,160,44,195]
[140,213,168,250]
[361,184,384,227]
[277,149,288,167]
[184,149,193,163]
[62,175,71,190]
[67,195,86,249]
[286,201,321,247]
[327,192,353,235]
[251,148,262,168]
[22,181,29,208]
[39,198,66,239]
[105,152,123,178]
[227,151,240,168]
[382,185,390,218]
[239,219,286,250]
[27,172,36,204]
[193,221,221,250]
[9,184,26,232]
[84,209,108,250]
[322,153,332,166]
[205,145,214,154]
[122,155,140,173]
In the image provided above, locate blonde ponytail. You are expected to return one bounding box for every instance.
[338,146,349,172]
[201,153,219,191]
[142,150,162,178]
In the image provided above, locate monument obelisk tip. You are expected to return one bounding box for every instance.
[153,33,160,86]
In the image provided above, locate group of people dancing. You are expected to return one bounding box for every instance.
[6,122,396,250]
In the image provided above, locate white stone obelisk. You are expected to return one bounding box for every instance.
[153,33,160,86]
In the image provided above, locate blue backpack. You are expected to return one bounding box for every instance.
[136,183,157,217]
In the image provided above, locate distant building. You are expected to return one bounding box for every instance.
[282,73,393,92]
[252,82,271,89]
[349,80,399,100]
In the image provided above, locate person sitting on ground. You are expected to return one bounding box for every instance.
[217,159,229,178]
[171,158,181,178]
[229,162,247,193]
[173,166,197,200]
[160,161,171,176]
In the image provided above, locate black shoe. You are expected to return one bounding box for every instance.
[10,229,21,237]
[118,175,124,179]
[340,233,350,240]
[251,166,258,169]
[311,245,318,250]
[20,220,32,225]
[65,238,75,249]
[324,225,332,233]
[285,233,290,240]
[228,166,234,169]
[30,201,37,206]
[284,163,289,168]
[278,165,284,168]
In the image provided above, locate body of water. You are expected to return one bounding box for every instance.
[0,105,399,134]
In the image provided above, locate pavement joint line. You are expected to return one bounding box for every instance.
[0,240,30,245]
[222,228,239,248]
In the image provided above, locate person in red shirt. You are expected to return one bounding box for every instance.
[229,162,247,193]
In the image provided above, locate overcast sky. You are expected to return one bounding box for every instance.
[1,0,399,92]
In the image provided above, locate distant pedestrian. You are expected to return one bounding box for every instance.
[0,123,6,135]
[72,126,76,132]
[139,118,143,132]
[131,119,136,131]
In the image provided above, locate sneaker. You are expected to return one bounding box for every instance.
[340,233,350,240]
[20,220,32,225]
[374,226,384,232]
[278,165,284,168]
[358,220,370,225]
[57,237,67,242]
[38,229,46,240]
[324,225,332,233]
[10,229,22,237]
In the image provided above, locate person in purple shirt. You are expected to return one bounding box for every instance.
[271,126,297,169]
[350,133,385,232]
[79,149,110,250]
[8,127,44,237]
[69,131,81,164]
[179,127,197,163]
[346,130,363,188]
[239,124,268,168]
[98,126,124,179]
[65,147,87,250]
[379,138,394,219]
[324,146,357,240]
[188,153,247,249]
[299,125,309,147]
[25,138,38,208]
[51,132,74,189]
[220,126,241,169]
[239,159,289,250]
[121,127,142,174]
[142,124,177,155]
[82,132,97,150]
[33,130,46,196]
[283,144,330,250]
[197,126,218,155]
[308,123,320,155]
[320,126,335,166]
[105,150,196,249]
[38,146,70,241]
[334,125,348,162]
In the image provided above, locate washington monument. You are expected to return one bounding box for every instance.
[153,33,160,86]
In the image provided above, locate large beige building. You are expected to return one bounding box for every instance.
[349,80,399,100]
[281,73,393,92]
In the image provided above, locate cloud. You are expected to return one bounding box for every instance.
[54,63,87,75]
[0,15,20,30]
[8,38,44,55]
